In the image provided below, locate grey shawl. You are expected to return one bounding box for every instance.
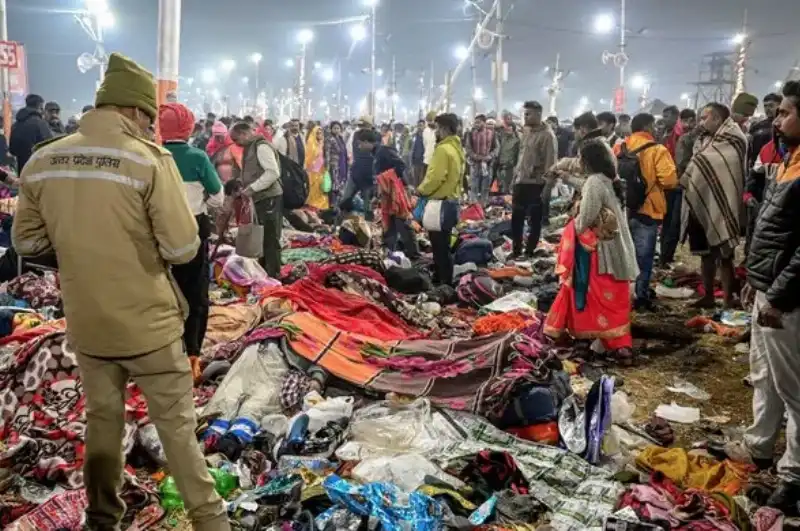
[576,174,639,281]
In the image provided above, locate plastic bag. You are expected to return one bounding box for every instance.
[322,170,332,193]
[336,400,438,461]
[323,474,443,531]
[654,402,700,424]
[558,396,587,455]
[655,284,695,299]
[302,396,355,433]
[666,378,711,401]
[482,291,537,313]
[352,454,465,492]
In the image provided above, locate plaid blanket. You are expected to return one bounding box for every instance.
[279,311,550,416]
[680,117,747,249]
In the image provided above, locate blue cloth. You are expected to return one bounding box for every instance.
[574,240,590,312]
[629,217,659,302]
[454,238,494,266]
[411,133,425,165]
[351,148,375,188]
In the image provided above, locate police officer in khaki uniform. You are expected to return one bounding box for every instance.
[12,53,230,531]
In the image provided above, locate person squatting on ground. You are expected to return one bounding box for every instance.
[512,100,557,259]
[12,53,230,531]
[159,102,224,382]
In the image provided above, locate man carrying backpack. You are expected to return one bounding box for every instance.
[614,113,678,311]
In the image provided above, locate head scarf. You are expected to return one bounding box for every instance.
[158,102,195,142]
[305,125,324,170]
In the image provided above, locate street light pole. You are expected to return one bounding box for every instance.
[0,0,10,142]
[299,43,307,121]
[370,3,377,120]
[156,0,181,111]
[494,0,504,114]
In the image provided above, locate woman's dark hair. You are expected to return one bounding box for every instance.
[330,120,342,132]
[580,139,625,205]
[434,113,459,135]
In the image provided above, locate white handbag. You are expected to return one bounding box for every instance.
[421,199,444,232]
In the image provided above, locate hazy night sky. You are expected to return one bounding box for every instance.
[8,0,798,118]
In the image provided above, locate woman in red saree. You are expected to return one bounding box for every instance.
[544,139,639,363]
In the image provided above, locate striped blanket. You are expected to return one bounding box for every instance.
[279,312,551,416]
[680,117,747,249]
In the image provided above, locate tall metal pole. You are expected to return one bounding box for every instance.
[0,0,10,142]
[156,0,181,137]
[494,0,504,114]
[437,0,498,109]
[619,0,626,91]
[547,53,562,117]
[390,54,397,121]
[427,61,434,112]
[470,39,478,118]
[337,60,343,120]
[734,9,748,97]
[370,4,377,120]
[298,43,307,121]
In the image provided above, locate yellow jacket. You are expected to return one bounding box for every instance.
[615,132,678,220]
[12,109,199,357]
[417,135,465,200]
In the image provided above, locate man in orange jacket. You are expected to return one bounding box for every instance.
[614,113,679,311]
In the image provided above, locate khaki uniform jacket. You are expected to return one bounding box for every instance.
[12,109,199,358]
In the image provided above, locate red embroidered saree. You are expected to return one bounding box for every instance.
[544,219,632,349]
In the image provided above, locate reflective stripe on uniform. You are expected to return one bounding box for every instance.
[27,146,155,167]
[23,170,147,190]
[159,236,200,261]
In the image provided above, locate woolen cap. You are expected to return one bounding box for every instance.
[732,92,758,117]
[95,53,158,120]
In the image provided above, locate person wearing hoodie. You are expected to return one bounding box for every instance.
[10,94,53,172]
[512,101,558,258]
[418,113,465,285]
[159,102,224,382]
[340,128,378,221]
[44,101,66,136]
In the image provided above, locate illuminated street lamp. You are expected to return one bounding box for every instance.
[731,33,746,45]
[630,74,651,108]
[593,13,614,34]
[297,29,315,120]
[250,52,263,95]
[221,59,236,72]
[473,87,484,101]
[285,58,295,68]
[76,0,115,85]
[321,67,335,83]
[201,68,217,84]
[774,80,783,89]
[350,24,367,42]
[454,44,470,61]
[363,0,380,119]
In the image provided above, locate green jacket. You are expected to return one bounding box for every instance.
[497,129,521,168]
[417,135,465,200]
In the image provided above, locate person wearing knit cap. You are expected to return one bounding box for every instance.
[159,102,223,384]
[13,52,231,531]
[732,92,759,131]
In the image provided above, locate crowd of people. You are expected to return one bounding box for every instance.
[1,49,799,528]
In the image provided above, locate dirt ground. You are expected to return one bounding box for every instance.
[607,248,753,448]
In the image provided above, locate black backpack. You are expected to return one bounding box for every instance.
[617,141,657,213]
[275,149,309,210]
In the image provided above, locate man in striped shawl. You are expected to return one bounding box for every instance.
[681,102,748,308]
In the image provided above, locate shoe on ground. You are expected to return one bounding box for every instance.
[721,440,773,471]
[766,481,800,515]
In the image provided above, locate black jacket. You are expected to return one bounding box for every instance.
[10,107,53,172]
[374,144,406,183]
[746,150,800,312]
